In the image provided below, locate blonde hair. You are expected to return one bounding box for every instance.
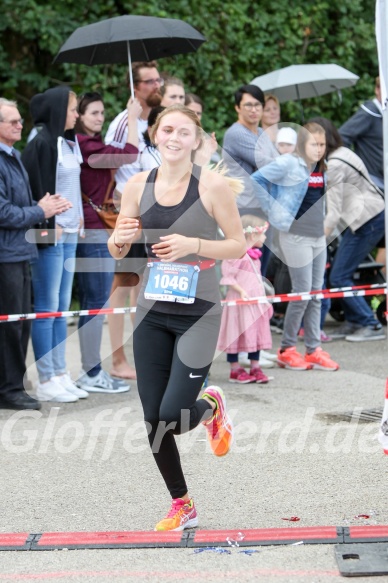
[264,94,280,108]
[149,104,203,143]
[149,105,244,196]
[211,161,244,197]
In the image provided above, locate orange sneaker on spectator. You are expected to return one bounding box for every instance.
[277,347,312,371]
[304,347,339,371]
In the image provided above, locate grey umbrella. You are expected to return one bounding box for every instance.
[250,64,359,103]
[53,15,206,95]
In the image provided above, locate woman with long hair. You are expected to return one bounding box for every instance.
[309,116,385,342]
[22,86,85,403]
[252,122,339,371]
[108,104,245,531]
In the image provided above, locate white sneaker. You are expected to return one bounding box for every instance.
[238,352,250,366]
[36,378,78,403]
[55,374,89,399]
[258,356,275,369]
[76,369,130,394]
[260,350,278,362]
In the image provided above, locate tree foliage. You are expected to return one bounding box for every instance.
[1,0,378,142]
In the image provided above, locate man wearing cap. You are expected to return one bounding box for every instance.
[0,97,70,410]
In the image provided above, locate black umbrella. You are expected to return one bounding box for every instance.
[53,15,206,95]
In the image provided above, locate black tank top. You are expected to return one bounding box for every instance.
[137,165,221,315]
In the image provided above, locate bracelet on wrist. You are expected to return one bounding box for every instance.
[197,238,201,255]
[114,234,126,254]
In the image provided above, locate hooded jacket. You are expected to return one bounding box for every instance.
[251,154,311,232]
[21,85,77,245]
[339,100,383,185]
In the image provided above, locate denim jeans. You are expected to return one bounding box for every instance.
[329,211,385,327]
[31,232,78,382]
[76,230,115,376]
[279,232,327,351]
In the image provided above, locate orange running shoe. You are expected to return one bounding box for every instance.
[202,386,233,456]
[304,347,339,371]
[154,497,198,531]
[277,347,311,370]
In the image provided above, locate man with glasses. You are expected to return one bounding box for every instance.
[223,84,266,216]
[0,97,70,410]
[105,60,163,192]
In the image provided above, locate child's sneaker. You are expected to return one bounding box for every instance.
[277,347,311,371]
[202,386,233,456]
[249,367,273,384]
[154,497,198,531]
[229,368,256,384]
[304,347,339,371]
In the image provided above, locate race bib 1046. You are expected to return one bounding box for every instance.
[144,262,200,304]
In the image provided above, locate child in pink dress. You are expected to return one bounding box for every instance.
[217,215,273,384]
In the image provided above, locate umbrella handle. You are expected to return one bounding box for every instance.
[127,41,134,98]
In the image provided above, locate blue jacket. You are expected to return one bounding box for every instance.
[0,148,44,263]
[251,154,310,232]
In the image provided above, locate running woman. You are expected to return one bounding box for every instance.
[108,104,245,531]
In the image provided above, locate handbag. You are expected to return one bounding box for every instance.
[82,171,119,232]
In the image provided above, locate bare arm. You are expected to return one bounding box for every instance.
[107,172,147,259]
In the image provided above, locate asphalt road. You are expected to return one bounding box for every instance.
[0,315,387,582]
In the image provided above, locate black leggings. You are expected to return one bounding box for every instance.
[133,307,221,498]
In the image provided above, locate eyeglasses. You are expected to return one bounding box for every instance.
[241,103,262,111]
[138,78,164,87]
[0,118,24,127]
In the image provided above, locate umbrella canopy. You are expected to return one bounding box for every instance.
[54,15,205,96]
[54,14,205,64]
[250,64,359,103]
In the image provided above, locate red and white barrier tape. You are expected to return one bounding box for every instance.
[223,283,387,307]
[0,283,386,323]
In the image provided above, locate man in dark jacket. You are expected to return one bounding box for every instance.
[339,77,383,191]
[0,97,70,410]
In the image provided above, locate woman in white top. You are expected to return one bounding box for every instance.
[22,86,86,402]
